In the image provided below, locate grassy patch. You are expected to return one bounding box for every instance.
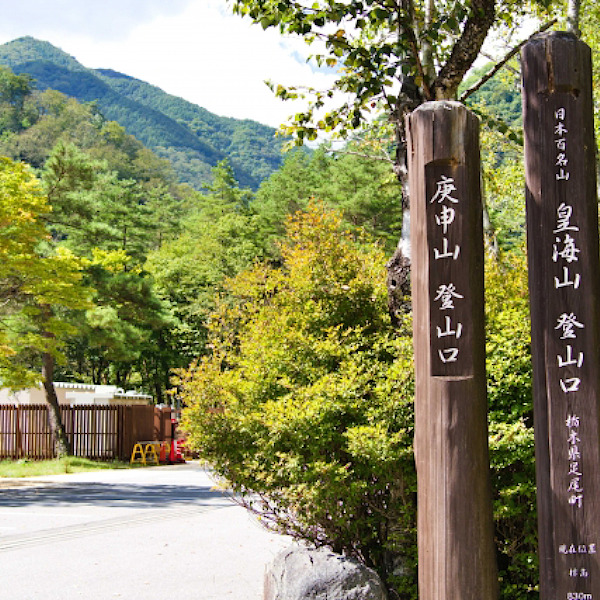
[0,457,134,478]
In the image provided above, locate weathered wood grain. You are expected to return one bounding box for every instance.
[408,101,498,600]
[523,31,600,600]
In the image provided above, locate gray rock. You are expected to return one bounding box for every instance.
[264,546,388,600]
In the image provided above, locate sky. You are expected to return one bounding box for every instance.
[0,0,338,129]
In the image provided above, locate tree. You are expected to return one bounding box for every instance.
[228,0,559,309]
[178,203,417,595]
[485,253,536,600]
[580,0,600,140]
[0,75,202,403]
[178,201,542,598]
[0,66,35,133]
[480,128,525,255]
[253,146,404,255]
[146,161,265,361]
[68,258,177,401]
[0,158,48,376]
[37,141,184,400]
[0,90,103,168]
[0,157,90,455]
[230,0,554,153]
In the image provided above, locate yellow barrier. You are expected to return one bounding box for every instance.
[130,441,170,465]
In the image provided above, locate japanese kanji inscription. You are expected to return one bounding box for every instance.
[408,101,497,600]
[523,31,600,600]
[426,164,473,377]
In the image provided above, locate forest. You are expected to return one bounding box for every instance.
[0,36,286,190]
[2,0,600,597]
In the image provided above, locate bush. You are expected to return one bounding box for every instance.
[486,253,538,600]
[178,204,538,599]
[177,203,417,597]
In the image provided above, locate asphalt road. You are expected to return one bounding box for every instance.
[0,464,292,599]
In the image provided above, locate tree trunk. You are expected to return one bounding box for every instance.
[387,85,421,323]
[41,350,70,457]
[386,235,411,325]
[567,0,581,37]
[421,0,436,83]
[481,176,499,256]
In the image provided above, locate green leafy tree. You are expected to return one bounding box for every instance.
[207,158,252,206]
[147,162,265,360]
[178,208,542,599]
[253,147,403,255]
[0,157,90,455]
[478,126,526,255]
[66,256,177,401]
[0,157,49,372]
[229,0,561,322]
[38,142,182,399]
[314,148,403,251]
[42,142,154,261]
[174,185,543,600]
[0,73,200,403]
[251,149,321,249]
[0,90,102,168]
[230,0,555,147]
[461,61,523,130]
[0,66,35,133]
[581,0,600,141]
[177,203,418,595]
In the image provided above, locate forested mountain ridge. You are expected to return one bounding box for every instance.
[0,36,285,190]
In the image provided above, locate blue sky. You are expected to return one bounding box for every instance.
[0,0,337,128]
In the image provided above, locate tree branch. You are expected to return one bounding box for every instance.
[432,0,496,99]
[399,0,432,100]
[330,149,394,163]
[459,19,558,103]
[567,0,581,37]
[480,51,519,75]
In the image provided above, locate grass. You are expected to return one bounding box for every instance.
[0,456,135,478]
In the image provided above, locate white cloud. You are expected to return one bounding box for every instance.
[0,0,338,128]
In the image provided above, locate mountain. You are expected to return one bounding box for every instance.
[0,37,285,190]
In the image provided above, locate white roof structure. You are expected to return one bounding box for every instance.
[0,382,153,406]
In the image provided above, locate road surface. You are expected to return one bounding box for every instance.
[0,463,292,599]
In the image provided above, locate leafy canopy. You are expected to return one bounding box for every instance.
[178,201,539,598]
[0,157,90,388]
[230,0,557,144]
[178,203,417,593]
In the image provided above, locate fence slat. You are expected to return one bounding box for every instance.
[0,404,161,461]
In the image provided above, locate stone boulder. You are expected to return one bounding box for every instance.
[264,546,388,600]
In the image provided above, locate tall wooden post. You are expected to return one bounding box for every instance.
[523,32,600,600]
[408,101,498,600]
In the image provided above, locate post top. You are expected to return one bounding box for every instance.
[412,100,466,114]
[522,29,591,95]
[526,29,588,50]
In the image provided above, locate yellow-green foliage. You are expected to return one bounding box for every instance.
[486,253,537,600]
[177,203,417,594]
[581,1,600,145]
[0,157,90,388]
[178,203,537,599]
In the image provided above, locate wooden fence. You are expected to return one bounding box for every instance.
[0,405,173,461]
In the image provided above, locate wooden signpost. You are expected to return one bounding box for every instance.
[408,101,498,600]
[523,32,600,600]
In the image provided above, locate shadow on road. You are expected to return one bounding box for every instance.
[0,482,231,509]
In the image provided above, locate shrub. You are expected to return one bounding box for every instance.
[178,204,538,599]
[177,203,417,597]
[486,253,538,600]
